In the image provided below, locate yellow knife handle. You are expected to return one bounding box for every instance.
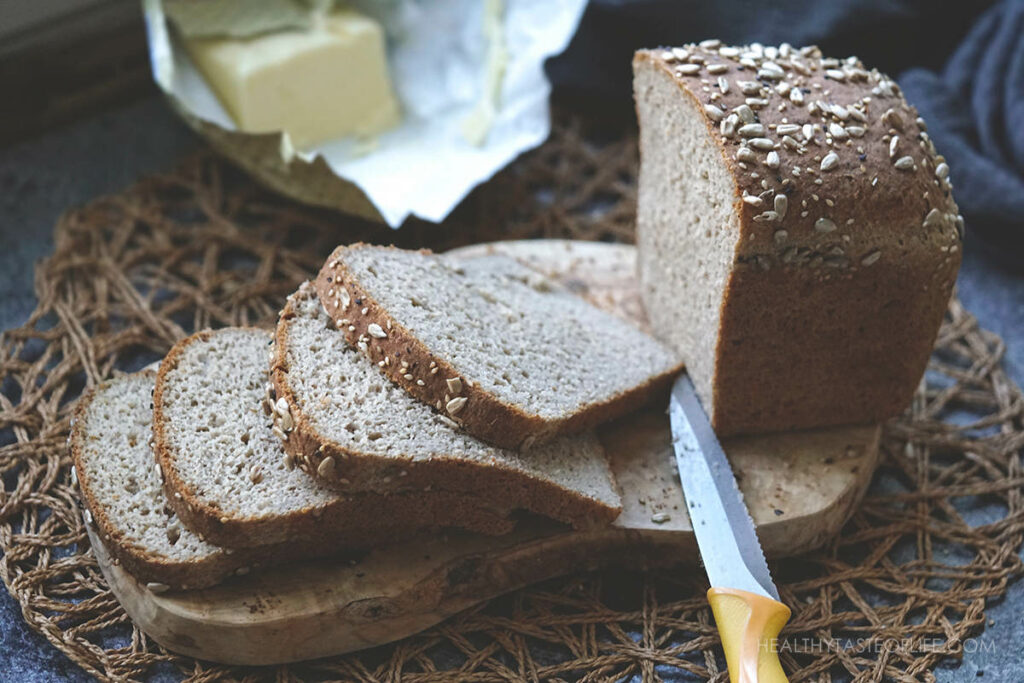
[707,587,791,683]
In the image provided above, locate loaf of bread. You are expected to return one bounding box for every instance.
[152,327,542,548]
[312,244,682,449]
[633,42,962,435]
[271,282,623,529]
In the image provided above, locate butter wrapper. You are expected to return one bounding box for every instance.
[142,0,587,227]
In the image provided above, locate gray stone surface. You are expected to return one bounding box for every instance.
[0,97,1021,681]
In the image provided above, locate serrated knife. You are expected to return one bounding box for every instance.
[669,374,791,683]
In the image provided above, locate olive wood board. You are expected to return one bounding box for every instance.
[90,240,881,665]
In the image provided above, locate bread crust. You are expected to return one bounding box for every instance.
[633,44,962,435]
[271,284,623,530]
[312,243,681,450]
[153,329,521,549]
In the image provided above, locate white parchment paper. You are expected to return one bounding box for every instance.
[142,0,588,226]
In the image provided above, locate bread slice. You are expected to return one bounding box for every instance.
[153,328,529,548]
[312,244,682,449]
[70,372,264,590]
[271,283,622,529]
[632,43,961,435]
[446,240,651,334]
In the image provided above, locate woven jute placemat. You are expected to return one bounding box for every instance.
[1,115,1022,682]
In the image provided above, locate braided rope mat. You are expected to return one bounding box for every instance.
[1,116,1022,682]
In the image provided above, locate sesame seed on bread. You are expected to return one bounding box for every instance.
[310,243,683,450]
[633,41,961,435]
[270,282,623,529]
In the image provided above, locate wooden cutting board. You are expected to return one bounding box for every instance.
[90,240,881,665]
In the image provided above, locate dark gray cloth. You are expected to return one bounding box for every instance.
[900,0,1024,265]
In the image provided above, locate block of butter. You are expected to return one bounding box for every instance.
[182,10,400,149]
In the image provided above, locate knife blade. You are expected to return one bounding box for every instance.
[669,373,790,683]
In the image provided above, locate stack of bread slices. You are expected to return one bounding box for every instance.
[71,243,683,591]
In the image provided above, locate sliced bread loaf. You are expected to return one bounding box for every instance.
[70,371,263,590]
[271,283,622,529]
[632,43,961,435]
[312,244,683,449]
[153,327,526,548]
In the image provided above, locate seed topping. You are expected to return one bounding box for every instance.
[446,397,468,415]
[815,217,838,233]
[734,104,755,123]
[704,104,725,121]
[774,194,788,219]
[894,156,916,171]
[820,152,839,172]
[438,415,461,430]
[317,456,336,478]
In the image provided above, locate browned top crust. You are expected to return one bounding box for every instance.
[634,41,962,274]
